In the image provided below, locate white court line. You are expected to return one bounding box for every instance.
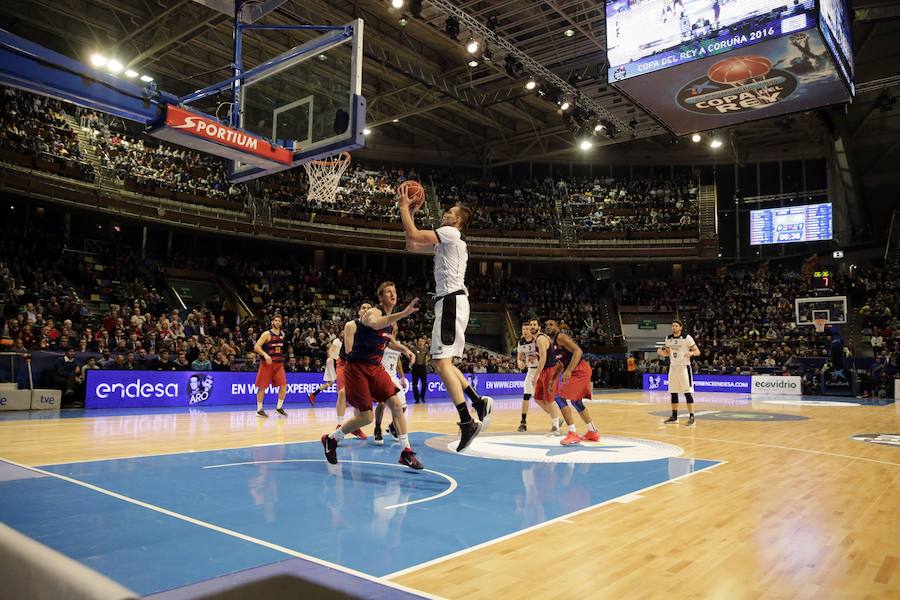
[38,431,452,467]
[204,459,457,510]
[0,457,445,600]
[384,460,729,580]
[608,429,900,467]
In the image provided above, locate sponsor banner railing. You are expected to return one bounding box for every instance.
[86,371,526,408]
[751,375,802,396]
[643,373,751,393]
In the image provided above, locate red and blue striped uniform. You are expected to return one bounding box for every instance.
[262,329,285,364]
[346,307,393,365]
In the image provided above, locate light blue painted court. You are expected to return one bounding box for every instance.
[0,431,720,596]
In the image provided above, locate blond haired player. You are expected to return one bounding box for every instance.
[398,181,493,452]
[657,319,700,426]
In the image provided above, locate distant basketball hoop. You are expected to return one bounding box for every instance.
[813,317,828,333]
[303,152,351,201]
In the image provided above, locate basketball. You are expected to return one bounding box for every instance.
[403,180,425,209]
[707,55,772,84]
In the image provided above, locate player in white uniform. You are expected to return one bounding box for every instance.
[657,319,700,426]
[308,334,342,405]
[373,332,409,445]
[516,323,541,431]
[398,182,493,453]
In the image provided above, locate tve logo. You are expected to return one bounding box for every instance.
[39,394,56,405]
[0,396,7,406]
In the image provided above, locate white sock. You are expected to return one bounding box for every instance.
[399,434,410,450]
[568,423,576,433]
[552,417,560,428]
[330,429,345,441]
[587,422,597,432]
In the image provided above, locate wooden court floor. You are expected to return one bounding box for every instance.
[1,392,898,599]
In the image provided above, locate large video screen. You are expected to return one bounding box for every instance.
[818,0,854,93]
[750,202,832,245]
[613,29,850,135]
[607,0,817,82]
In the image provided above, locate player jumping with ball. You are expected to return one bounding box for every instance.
[397,181,493,452]
[658,319,700,426]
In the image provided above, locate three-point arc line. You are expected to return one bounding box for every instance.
[203,459,458,510]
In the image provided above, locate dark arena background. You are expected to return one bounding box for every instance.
[0,1,899,598]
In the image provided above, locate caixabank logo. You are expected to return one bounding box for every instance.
[187,373,214,404]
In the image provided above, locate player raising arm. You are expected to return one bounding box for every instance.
[398,181,493,453]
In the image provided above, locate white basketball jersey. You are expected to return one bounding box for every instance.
[433,225,468,297]
[382,347,401,382]
[665,334,696,367]
[331,338,342,353]
[517,336,540,368]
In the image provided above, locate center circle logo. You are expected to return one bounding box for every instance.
[428,433,684,464]
[187,373,214,404]
[677,54,798,116]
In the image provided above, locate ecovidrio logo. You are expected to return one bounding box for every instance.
[751,375,802,396]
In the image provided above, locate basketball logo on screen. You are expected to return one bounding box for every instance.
[677,54,798,116]
[187,373,214,404]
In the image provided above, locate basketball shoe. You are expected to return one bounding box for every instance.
[321,434,338,464]
[517,422,527,432]
[473,396,494,429]
[399,448,423,470]
[686,414,696,426]
[373,427,384,446]
[561,431,582,446]
[387,422,399,442]
[663,415,678,424]
[582,430,600,442]
[456,419,484,452]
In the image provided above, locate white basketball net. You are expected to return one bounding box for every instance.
[302,152,351,202]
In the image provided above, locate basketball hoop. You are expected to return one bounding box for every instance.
[813,317,827,333]
[303,152,351,202]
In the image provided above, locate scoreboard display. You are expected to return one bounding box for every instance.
[750,202,833,245]
[607,1,854,135]
[606,0,817,82]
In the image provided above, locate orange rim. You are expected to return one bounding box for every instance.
[309,151,351,166]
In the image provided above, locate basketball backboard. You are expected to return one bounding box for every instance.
[230,19,365,183]
[795,295,847,326]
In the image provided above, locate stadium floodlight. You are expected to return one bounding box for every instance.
[106,59,123,73]
[564,29,575,37]
[466,38,480,54]
[140,74,154,82]
[710,138,723,149]
[363,128,372,135]
[559,98,571,111]
[392,118,400,123]
[467,59,479,68]
[691,133,702,143]
[594,122,604,133]
[398,17,408,27]
[524,78,537,91]
[579,139,593,150]
[90,53,107,67]
[124,69,139,78]
[391,0,404,9]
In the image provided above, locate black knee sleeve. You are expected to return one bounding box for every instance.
[670,393,679,404]
[685,393,694,404]
[523,393,532,401]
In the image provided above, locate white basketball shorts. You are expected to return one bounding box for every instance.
[430,292,469,360]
